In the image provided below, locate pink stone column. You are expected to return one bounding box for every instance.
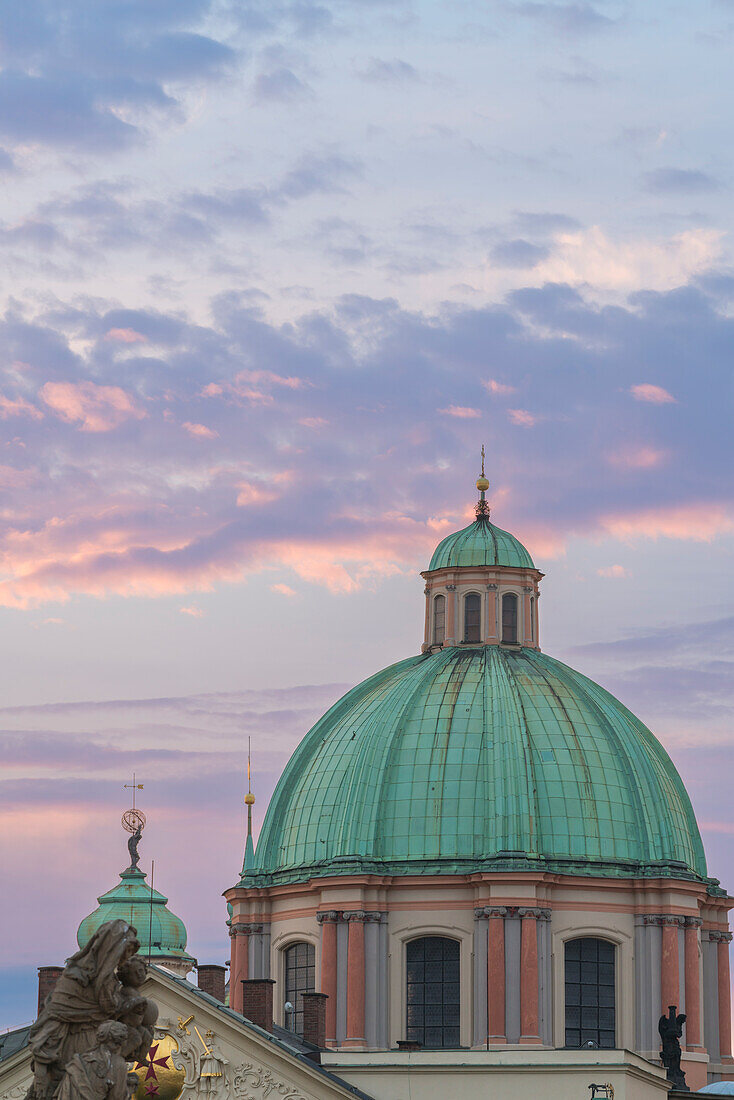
[519,910,541,1044]
[485,585,498,643]
[230,924,249,1014]
[319,913,339,1046]
[487,910,506,1044]
[344,913,366,1048]
[522,590,533,645]
[717,933,733,1061]
[661,918,680,1014]
[684,919,702,1050]
[445,584,456,645]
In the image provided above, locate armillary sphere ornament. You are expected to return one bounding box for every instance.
[122,807,147,834]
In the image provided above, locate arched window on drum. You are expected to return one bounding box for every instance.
[406,936,460,1048]
[564,938,615,1049]
[433,594,446,645]
[284,942,315,1036]
[501,593,518,645]
[463,593,481,644]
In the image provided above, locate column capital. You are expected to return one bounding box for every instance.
[475,905,508,919]
[684,916,703,928]
[517,906,549,920]
[642,914,685,927]
[709,930,733,943]
[342,909,382,922]
[446,583,457,591]
[230,921,260,935]
[316,910,341,924]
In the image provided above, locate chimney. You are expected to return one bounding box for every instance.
[37,967,63,1015]
[197,965,226,1003]
[302,992,327,1049]
[241,978,275,1032]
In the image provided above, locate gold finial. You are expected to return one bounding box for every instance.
[476,444,489,493]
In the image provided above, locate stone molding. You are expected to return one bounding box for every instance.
[342,910,383,922]
[446,584,457,591]
[477,905,552,920]
[642,914,686,927]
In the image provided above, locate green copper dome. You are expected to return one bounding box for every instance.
[247,646,706,887]
[77,866,195,967]
[429,517,535,570]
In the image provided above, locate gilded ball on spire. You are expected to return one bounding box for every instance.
[476,475,489,492]
[245,792,255,805]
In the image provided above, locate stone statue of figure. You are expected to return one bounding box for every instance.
[197,1033,228,1098]
[56,1021,138,1100]
[117,957,158,1064]
[658,1004,689,1091]
[26,920,156,1100]
[127,824,143,871]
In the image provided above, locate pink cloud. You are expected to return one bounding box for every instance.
[182,421,218,439]
[438,405,482,419]
[600,502,734,542]
[630,383,677,404]
[508,408,537,427]
[607,446,667,469]
[40,381,145,432]
[484,379,517,395]
[236,482,279,507]
[597,564,629,579]
[180,605,204,617]
[103,328,147,344]
[0,464,37,489]
[270,583,296,596]
[298,417,329,429]
[0,394,43,420]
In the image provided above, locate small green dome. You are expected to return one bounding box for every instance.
[247,646,706,886]
[77,867,195,966]
[429,517,535,570]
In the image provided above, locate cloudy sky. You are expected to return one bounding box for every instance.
[2,0,734,1029]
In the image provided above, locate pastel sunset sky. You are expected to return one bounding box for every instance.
[2,0,734,1030]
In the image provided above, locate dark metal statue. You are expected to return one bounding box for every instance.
[658,1004,689,1092]
[127,824,142,871]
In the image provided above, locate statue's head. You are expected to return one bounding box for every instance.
[96,1021,128,1052]
[118,957,147,988]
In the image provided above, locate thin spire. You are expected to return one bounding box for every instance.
[241,738,256,876]
[475,445,490,521]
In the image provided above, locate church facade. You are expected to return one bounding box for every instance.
[224,474,734,1096]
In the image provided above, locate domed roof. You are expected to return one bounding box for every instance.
[77,866,195,966]
[429,517,535,571]
[247,646,706,887]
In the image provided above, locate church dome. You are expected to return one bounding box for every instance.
[429,517,535,570]
[77,865,195,970]
[247,645,706,887]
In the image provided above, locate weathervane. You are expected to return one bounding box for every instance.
[122,773,146,871]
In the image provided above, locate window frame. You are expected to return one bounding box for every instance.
[283,940,316,1037]
[563,936,616,1050]
[433,593,446,645]
[501,591,519,645]
[405,935,461,1049]
[463,592,482,644]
